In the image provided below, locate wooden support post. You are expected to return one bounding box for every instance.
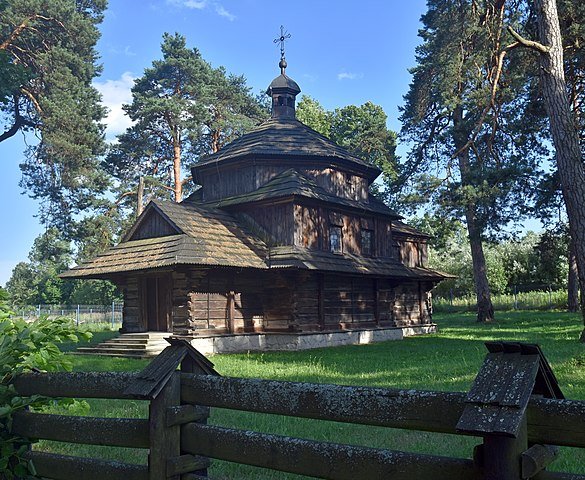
[149,372,181,480]
[318,274,325,330]
[482,416,527,480]
[374,278,380,326]
[227,291,235,334]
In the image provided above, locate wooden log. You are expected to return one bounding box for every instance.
[166,455,211,476]
[11,411,149,448]
[14,372,137,399]
[522,444,560,478]
[24,451,147,480]
[181,374,467,434]
[180,375,585,448]
[181,423,479,480]
[166,405,209,427]
[149,372,181,480]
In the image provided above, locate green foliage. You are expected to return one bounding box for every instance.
[68,279,122,305]
[104,32,267,209]
[0,0,108,230]
[5,228,121,306]
[425,218,570,297]
[0,298,91,478]
[399,0,547,231]
[296,95,398,201]
[296,95,332,137]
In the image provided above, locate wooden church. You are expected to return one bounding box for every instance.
[62,55,448,347]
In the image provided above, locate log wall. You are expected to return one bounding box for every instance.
[245,203,294,246]
[303,168,369,201]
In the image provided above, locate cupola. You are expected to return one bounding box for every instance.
[267,26,301,119]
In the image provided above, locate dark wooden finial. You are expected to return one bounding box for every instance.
[273,25,291,75]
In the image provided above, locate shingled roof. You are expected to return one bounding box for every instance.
[268,246,449,280]
[201,168,401,219]
[192,118,381,180]
[61,200,269,278]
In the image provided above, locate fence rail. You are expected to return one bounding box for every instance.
[10,303,123,328]
[11,340,585,480]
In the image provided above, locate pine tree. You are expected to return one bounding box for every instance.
[0,0,108,229]
[400,0,545,322]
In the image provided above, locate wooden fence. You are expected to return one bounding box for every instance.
[10,340,585,480]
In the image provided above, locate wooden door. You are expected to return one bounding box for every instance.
[140,275,172,332]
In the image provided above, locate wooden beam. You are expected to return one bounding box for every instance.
[11,411,149,448]
[181,423,479,480]
[522,444,559,478]
[318,273,324,329]
[166,405,209,427]
[180,374,585,448]
[14,372,137,399]
[166,455,210,477]
[24,451,147,480]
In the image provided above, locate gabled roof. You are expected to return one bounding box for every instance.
[192,118,381,180]
[60,200,268,278]
[201,168,401,219]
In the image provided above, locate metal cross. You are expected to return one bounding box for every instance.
[273,25,291,60]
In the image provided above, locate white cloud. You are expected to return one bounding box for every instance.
[215,4,235,21]
[184,0,207,8]
[93,72,135,140]
[337,72,364,81]
[167,0,235,20]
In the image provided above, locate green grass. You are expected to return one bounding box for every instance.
[39,311,585,478]
[434,289,568,312]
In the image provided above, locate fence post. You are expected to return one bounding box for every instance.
[149,372,181,480]
[76,305,80,326]
[111,301,115,329]
[180,354,212,478]
[513,285,518,310]
[481,417,527,479]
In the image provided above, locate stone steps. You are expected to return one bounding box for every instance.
[76,332,171,358]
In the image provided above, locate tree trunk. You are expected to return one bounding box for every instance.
[172,135,182,203]
[535,0,585,338]
[136,176,145,218]
[453,107,495,323]
[568,236,580,312]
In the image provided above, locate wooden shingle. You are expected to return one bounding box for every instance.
[456,342,564,438]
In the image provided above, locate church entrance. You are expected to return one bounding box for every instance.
[139,275,172,332]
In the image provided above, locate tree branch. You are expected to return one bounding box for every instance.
[507,26,550,53]
[0,97,36,143]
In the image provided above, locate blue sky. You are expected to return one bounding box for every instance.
[0,0,430,285]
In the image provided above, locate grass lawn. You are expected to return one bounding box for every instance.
[38,311,585,479]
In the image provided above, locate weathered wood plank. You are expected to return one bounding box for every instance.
[14,372,137,398]
[180,423,479,480]
[166,405,209,427]
[11,411,149,448]
[166,454,211,476]
[180,374,585,447]
[25,451,147,480]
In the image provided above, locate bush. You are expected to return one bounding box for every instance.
[0,297,91,478]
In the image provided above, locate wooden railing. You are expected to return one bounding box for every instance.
[11,341,585,480]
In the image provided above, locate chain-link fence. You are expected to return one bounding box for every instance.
[12,303,123,330]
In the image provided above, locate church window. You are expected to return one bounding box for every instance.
[330,226,342,254]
